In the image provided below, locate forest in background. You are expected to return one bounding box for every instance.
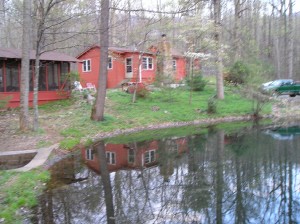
[0,0,299,81]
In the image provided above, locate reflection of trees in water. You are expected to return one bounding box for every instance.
[33,127,300,223]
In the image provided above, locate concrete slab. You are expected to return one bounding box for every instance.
[0,150,37,156]
[13,144,59,172]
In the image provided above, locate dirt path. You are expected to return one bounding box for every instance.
[0,110,63,152]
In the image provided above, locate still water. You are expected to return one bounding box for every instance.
[31,124,300,224]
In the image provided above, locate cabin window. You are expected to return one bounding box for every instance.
[144,150,155,164]
[0,61,3,92]
[83,59,91,72]
[86,148,94,160]
[128,148,135,164]
[126,58,132,73]
[5,60,19,92]
[172,60,176,70]
[142,57,153,70]
[107,57,112,69]
[106,151,116,165]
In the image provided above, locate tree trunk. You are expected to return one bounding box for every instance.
[95,141,115,224]
[287,0,294,79]
[91,0,110,121]
[213,0,224,99]
[33,55,40,131]
[33,0,44,131]
[233,0,241,61]
[20,0,31,131]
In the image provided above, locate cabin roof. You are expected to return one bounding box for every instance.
[76,45,155,59]
[0,47,79,62]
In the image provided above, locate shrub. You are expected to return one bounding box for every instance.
[207,97,217,114]
[225,61,250,85]
[185,72,207,91]
[127,83,150,98]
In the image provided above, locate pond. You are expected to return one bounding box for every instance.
[29,123,300,224]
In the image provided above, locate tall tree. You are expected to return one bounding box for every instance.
[233,0,245,61]
[91,0,110,121]
[20,0,31,131]
[213,0,224,99]
[287,0,294,78]
[32,0,68,131]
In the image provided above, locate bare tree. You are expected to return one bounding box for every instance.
[213,0,224,99]
[233,0,247,61]
[91,0,110,121]
[287,0,294,78]
[32,0,71,131]
[19,0,31,131]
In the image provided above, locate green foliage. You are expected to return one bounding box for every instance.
[248,63,274,86]
[225,61,250,85]
[185,72,207,91]
[59,128,83,150]
[39,99,74,112]
[151,87,180,103]
[68,71,80,82]
[60,128,83,138]
[59,137,81,150]
[0,170,50,223]
[207,96,217,114]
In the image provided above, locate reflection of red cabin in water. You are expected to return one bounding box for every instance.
[81,138,188,174]
[0,47,78,108]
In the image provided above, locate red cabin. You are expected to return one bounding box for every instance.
[0,47,78,108]
[76,45,187,89]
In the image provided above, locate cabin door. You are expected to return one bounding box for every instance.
[125,58,133,78]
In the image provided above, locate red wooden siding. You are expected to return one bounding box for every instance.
[77,45,186,89]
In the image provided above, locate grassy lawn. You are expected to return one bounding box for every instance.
[0,83,272,223]
[0,170,50,223]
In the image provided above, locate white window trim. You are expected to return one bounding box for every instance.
[86,148,94,161]
[125,57,133,73]
[82,59,91,72]
[142,57,153,70]
[128,148,135,163]
[144,150,155,164]
[106,151,116,165]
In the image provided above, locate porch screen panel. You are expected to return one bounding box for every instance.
[0,61,3,92]
[5,61,19,92]
[48,63,58,90]
[39,63,47,91]
[60,62,69,90]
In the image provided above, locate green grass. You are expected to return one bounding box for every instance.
[43,84,272,145]
[0,170,50,224]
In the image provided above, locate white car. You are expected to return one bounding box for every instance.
[261,79,293,92]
